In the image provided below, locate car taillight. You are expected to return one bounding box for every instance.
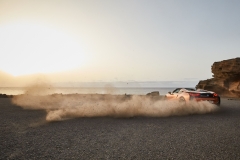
[213,93,218,97]
[189,93,200,97]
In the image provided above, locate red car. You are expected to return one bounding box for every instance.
[165,88,220,106]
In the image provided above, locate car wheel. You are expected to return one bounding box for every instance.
[179,97,186,105]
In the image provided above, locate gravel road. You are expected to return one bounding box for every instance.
[0,98,240,159]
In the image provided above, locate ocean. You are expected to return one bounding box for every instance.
[0,87,177,96]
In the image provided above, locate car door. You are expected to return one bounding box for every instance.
[167,88,181,99]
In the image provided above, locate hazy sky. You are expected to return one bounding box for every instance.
[0,0,239,83]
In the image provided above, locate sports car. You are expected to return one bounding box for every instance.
[165,88,220,106]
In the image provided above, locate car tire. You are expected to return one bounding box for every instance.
[179,97,186,105]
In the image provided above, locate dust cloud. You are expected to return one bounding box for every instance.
[23,82,55,96]
[12,84,218,122]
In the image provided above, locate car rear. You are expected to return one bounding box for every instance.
[188,91,220,105]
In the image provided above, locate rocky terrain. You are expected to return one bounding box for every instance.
[196,58,240,97]
[0,94,14,98]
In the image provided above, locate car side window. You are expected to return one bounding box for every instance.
[172,89,180,93]
[179,89,185,93]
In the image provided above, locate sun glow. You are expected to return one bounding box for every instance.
[0,22,87,76]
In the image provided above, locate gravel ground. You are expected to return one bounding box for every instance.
[0,98,240,160]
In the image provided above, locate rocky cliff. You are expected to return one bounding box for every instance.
[196,58,240,97]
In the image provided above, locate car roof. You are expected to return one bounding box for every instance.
[176,88,196,91]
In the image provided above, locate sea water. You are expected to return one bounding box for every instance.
[0,87,177,96]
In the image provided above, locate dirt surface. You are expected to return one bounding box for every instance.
[0,98,240,159]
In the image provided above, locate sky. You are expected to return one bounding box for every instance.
[0,0,240,85]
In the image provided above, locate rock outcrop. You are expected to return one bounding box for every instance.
[146,91,160,96]
[196,58,240,97]
[0,94,13,98]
